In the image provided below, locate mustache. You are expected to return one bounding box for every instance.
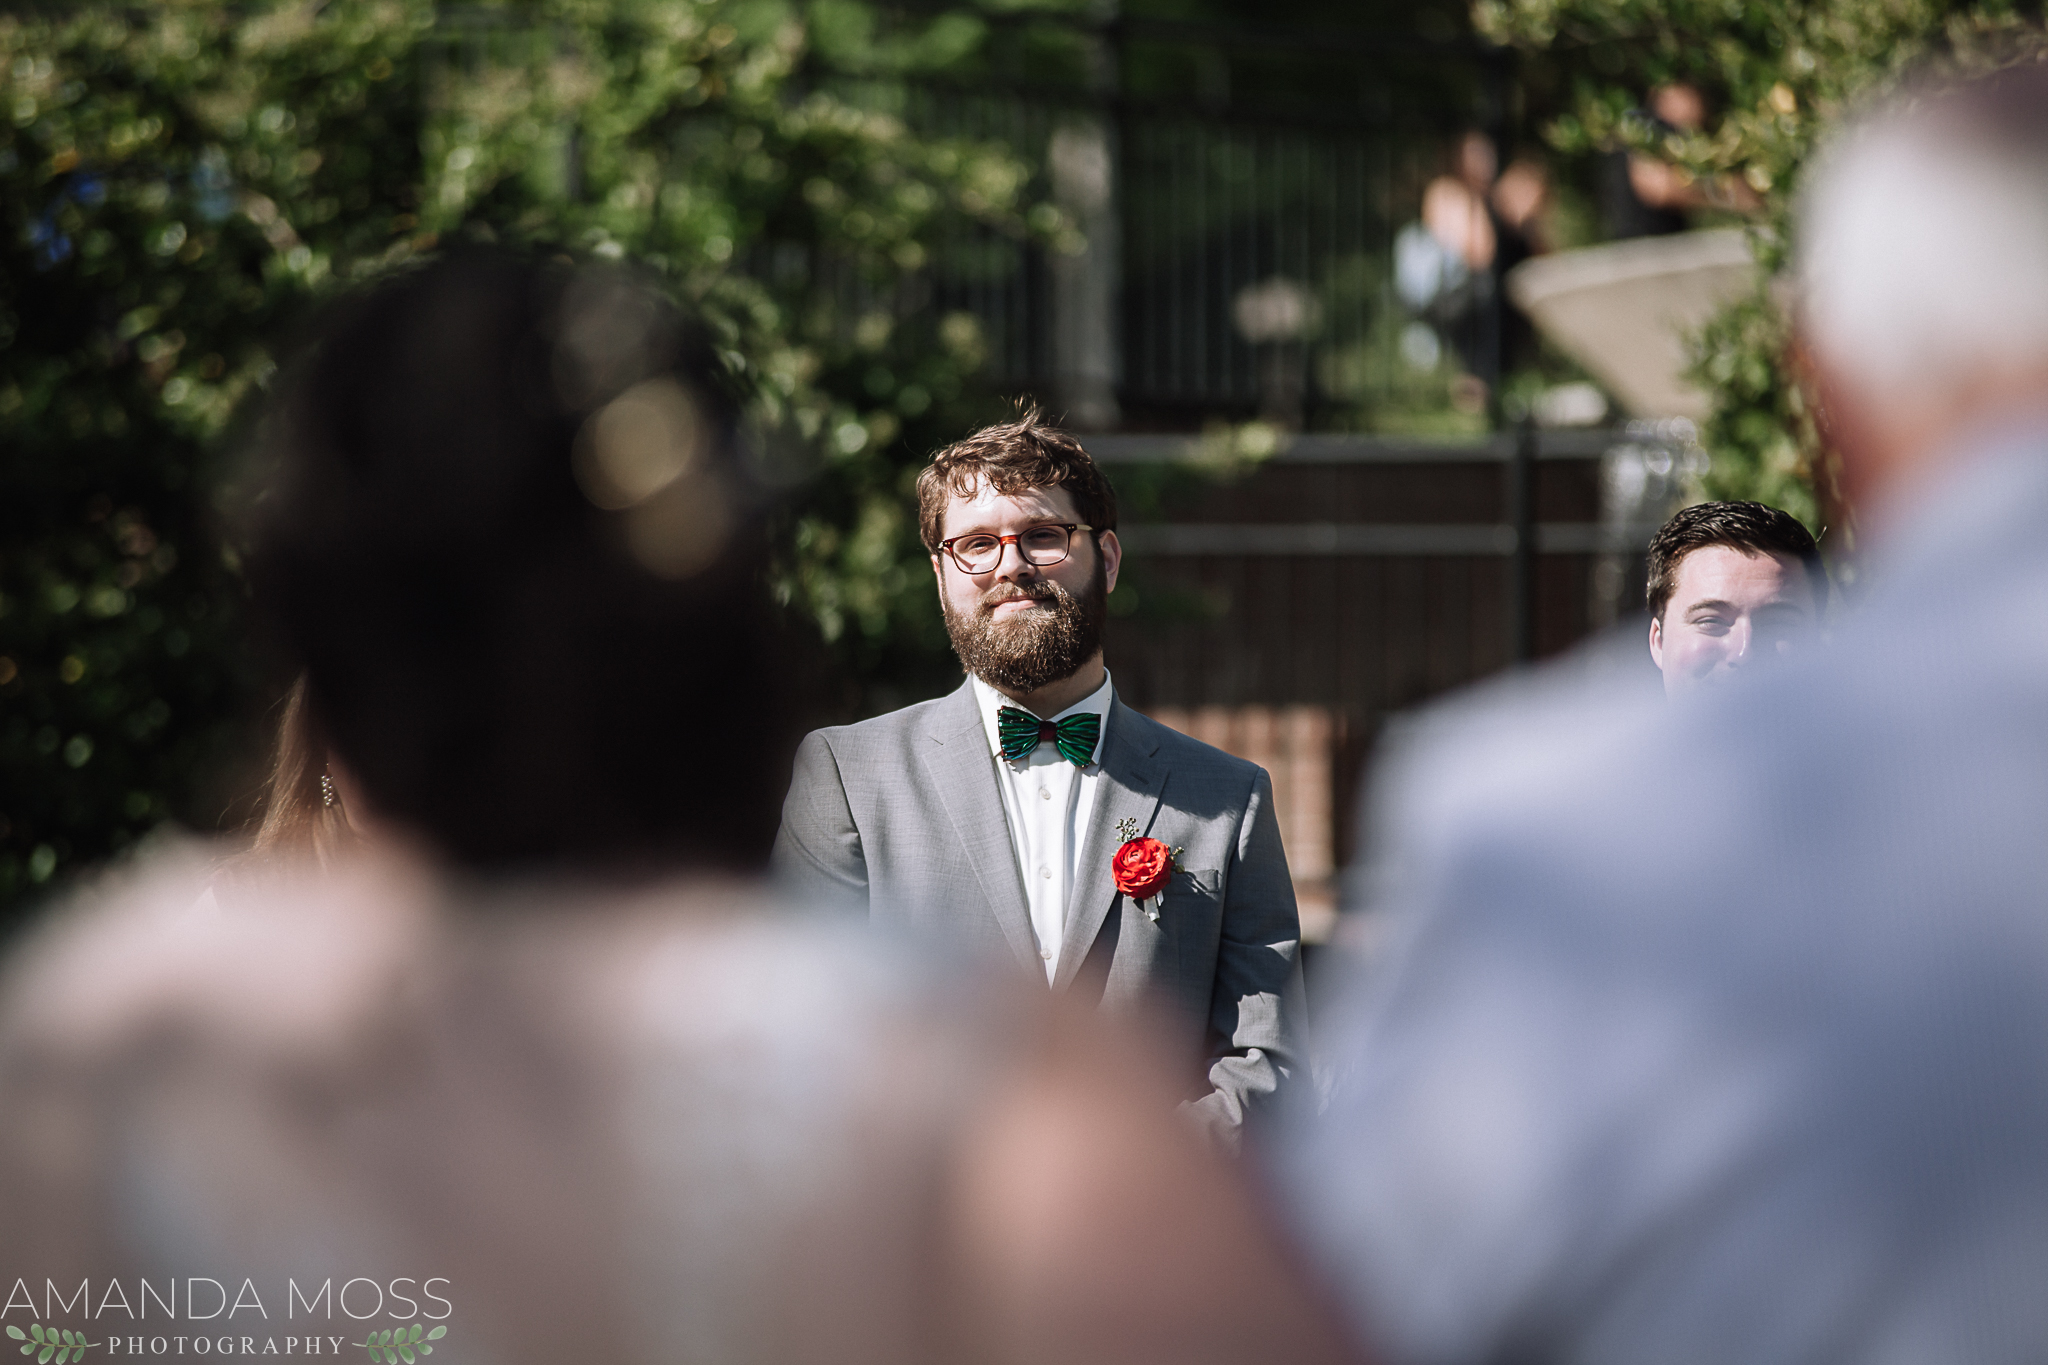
[978,581,1060,611]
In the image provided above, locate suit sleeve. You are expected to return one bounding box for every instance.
[771,730,871,916]
[1185,765,1309,1153]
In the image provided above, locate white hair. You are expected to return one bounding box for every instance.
[1798,77,2048,399]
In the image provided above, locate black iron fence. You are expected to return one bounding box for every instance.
[1091,424,1700,895]
[845,10,1501,432]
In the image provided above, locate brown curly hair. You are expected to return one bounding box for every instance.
[916,405,1118,553]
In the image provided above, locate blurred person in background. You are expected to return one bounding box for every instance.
[1396,130,1551,400]
[1645,501,1824,697]
[1416,132,1542,280]
[774,410,1306,1154]
[1602,83,1762,240]
[0,254,1357,1365]
[1281,62,2048,1365]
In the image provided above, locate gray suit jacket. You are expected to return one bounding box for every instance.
[773,679,1306,1146]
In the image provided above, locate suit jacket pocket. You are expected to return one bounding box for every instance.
[1152,869,1218,1017]
[1156,868,1222,933]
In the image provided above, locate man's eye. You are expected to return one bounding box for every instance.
[956,536,999,555]
[1020,527,1067,549]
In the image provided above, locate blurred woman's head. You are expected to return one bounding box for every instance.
[246,252,785,875]
[248,675,356,865]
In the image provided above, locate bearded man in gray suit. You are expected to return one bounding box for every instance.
[774,409,1305,1148]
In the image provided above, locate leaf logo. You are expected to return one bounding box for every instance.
[354,1324,445,1364]
[6,1326,97,1363]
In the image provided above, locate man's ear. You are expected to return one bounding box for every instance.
[931,553,945,589]
[1648,613,1664,669]
[1099,529,1122,595]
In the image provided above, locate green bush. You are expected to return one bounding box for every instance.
[1478,0,2047,544]
[0,0,1053,913]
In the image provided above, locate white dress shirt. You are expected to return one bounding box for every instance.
[971,670,1112,984]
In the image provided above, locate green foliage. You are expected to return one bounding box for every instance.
[1315,281,1493,438]
[6,1325,97,1363]
[0,0,1050,912]
[1689,292,1819,531]
[1476,0,2047,536]
[355,1323,446,1364]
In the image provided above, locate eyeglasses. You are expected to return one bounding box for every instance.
[938,523,1095,575]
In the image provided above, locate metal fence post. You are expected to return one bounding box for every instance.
[1508,418,1537,661]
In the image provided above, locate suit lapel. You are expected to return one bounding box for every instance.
[915,680,1042,979]
[1054,696,1166,991]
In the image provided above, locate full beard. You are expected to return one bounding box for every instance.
[943,567,1107,696]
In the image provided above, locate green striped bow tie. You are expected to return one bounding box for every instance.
[997,707,1100,766]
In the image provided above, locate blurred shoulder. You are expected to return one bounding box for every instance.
[1337,630,1686,935]
[0,838,441,1072]
[615,884,974,1014]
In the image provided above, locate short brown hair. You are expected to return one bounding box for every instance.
[1646,500,1825,620]
[916,405,1118,553]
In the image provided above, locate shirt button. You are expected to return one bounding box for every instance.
[1039,787,1052,800]
[1039,866,1051,879]
[1040,949,1052,960]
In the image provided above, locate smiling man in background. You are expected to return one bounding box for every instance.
[1645,500,1824,695]
[774,408,1305,1150]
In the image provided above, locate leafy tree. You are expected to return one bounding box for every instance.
[0,0,1053,911]
[1476,0,2044,539]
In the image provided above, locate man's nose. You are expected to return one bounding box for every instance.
[990,539,1039,579]
[1727,617,1752,664]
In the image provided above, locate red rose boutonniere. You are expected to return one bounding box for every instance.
[1112,818,1183,923]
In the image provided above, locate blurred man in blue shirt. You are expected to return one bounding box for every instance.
[1285,64,2048,1365]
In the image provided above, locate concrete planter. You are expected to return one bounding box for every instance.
[1506,228,1760,420]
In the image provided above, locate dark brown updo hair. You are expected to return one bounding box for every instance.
[246,251,784,873]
